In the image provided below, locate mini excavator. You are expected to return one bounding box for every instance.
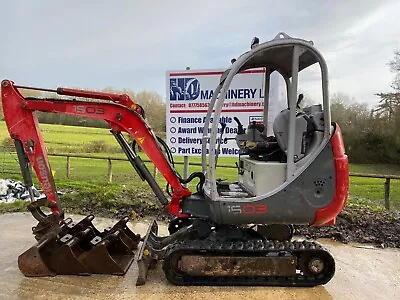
[1,33,348,286]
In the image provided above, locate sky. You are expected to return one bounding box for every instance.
[1,0,400,107]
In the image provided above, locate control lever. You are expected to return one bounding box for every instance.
[296,93,304,109]
[234,117,245,134]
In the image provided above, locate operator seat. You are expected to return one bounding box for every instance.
[273,104,325,163]
[273,109,309,162]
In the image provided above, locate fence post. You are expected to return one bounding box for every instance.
[107,159,113,183]
[66,156,71,179]
[153,165,158,178]
[384,177,391,211]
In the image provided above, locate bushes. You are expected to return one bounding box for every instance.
[346,133,400,164]
[83,140,120,153]
[331,94,400,165]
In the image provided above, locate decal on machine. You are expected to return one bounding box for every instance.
[73,105,105,115]
[227,204,268,215]
[36,156,52,193]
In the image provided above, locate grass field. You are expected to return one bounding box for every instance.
[0,121,121,153]
[1,121,399,211]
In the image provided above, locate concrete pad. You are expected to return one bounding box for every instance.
[0,213,399,300]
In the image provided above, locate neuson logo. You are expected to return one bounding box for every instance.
[36,156,52,193]
[170,78,200,101]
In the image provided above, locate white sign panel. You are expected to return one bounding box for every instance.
[166,69,284,156]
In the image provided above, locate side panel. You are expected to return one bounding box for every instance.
[213,140,337,225]
[312,124,348,225]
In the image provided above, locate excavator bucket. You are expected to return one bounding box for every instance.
[18,215,141,277]
[18,237,56,277]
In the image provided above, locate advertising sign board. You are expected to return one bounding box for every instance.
[166,69,284,156]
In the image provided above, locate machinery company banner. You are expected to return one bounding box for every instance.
[166,69,284,156]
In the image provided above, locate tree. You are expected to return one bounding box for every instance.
[375,50,400,131]
[388,50,400,91]
[134,90,166,132]
[328,92,400,164]
[330,92,370,131]
[101,88,166,132]
[374,92,400,121]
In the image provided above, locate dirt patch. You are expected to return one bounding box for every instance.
[59,188,164,221]
[295,206,400,248]
[112,190,166,219]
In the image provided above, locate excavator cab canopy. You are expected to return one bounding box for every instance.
[202,32,332,201]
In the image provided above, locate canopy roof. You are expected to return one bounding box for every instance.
[240,44,318,77]
[221,36,320,81]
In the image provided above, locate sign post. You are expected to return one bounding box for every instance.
[183,67,190,185]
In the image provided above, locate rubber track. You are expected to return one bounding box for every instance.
[162,238,335,287]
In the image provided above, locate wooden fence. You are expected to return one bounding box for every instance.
[349,172,400,210]
[47,153,400,211]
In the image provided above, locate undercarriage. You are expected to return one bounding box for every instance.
[139,221,335,286]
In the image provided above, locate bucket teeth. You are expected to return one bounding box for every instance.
[18,215,140,277]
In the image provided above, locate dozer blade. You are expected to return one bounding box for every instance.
[136,220,160,286]
[18,215,141,277]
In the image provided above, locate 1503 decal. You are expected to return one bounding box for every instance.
[227,204,267,215]
[73,105,104,114]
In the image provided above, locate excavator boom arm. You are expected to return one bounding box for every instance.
[1,80,191,220]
